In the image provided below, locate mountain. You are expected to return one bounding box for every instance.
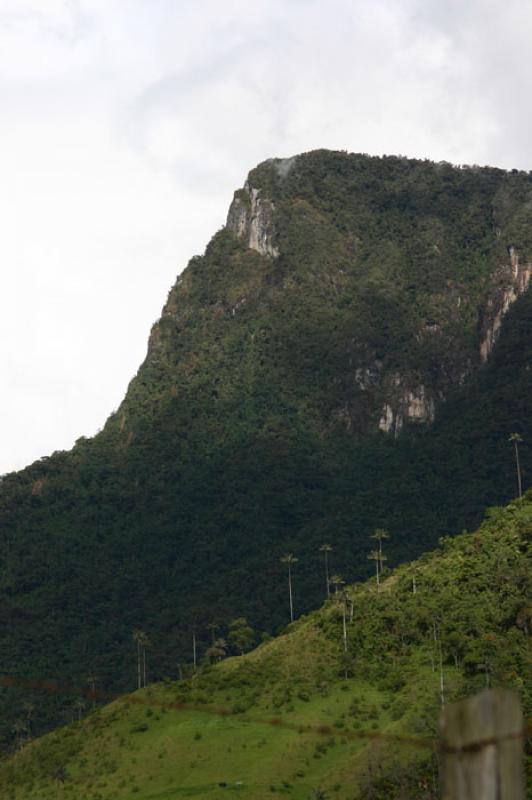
[1,150,532,744]
[1,495,530,799]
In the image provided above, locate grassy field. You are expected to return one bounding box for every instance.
[2,670,438,800]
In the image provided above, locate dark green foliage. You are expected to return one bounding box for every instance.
[1,151,532,744]
[228,617,255,655]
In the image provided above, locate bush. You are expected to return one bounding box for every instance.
[129,723,149,733]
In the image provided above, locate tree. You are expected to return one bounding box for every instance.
[141,633,151,688]
[74,699,86,722]
[345,590,354,622]
[132,629,150,689]
[228,617,255,654]
[205,637,227,663]
[87,674,97,709]
[280,554,298,623]
[433,621,445,707]
[22,701,35,739]
[329,574,345,595]
[132,629,144,690]
[12,719,27,750]
[206,621,219,645]
[368,550,380,592]
[371,528,390,573]
[340,589,348,655]
[509,433,523,498]
[319,543,333,598]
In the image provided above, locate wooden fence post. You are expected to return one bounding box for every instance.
[439,688,524,800]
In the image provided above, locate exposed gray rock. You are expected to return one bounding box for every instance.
[226,183,279,258]
[480,247,532,362]
[378,378,435,438]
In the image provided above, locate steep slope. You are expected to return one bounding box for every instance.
[1,151,532,744]
[1,495,530,800]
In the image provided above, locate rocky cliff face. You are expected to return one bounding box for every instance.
[480,246,532,362]
[378,380,435,438]
[226,184,279,257]
[220,155,532,438]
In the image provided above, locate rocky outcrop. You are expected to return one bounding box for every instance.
[226,184,279,258]
[378,378,435,438]
[480,247,532,362]
[376,248,531,437]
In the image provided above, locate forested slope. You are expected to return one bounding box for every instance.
[1,151,532,743]
[1,495,530,799]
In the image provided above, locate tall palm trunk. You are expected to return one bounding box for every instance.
[142,645,147,688]
[288,563,294,623]
[342,596,348,652]
[281,554,298,623]
[433,621,445,707]
[341,592,348,679]
[514,439,523,498]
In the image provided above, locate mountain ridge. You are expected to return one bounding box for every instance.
[1,149,531,746]
[116,150,532,441]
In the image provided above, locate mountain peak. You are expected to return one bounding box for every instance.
[1,150,531,749]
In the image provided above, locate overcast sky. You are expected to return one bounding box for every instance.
[1,0,532,474]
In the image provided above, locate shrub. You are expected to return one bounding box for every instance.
[129,723,149,733]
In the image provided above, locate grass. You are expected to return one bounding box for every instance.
[7,683,425,800]
[0,626,439,800]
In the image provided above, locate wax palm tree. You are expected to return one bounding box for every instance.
[22,701,35,739]
[371,528,390,573]
[140,633,151,688]
[12,719,27,750]
[319,543,333,598]
[340,589,348,654]
[368,550,380,592]
[509,433,523,498]
[206,622,219,646]
[281,553,298,623]
[87,674,97,709]
[329,574,345,595]
[132,629,145,690]
[74,699,86,722]
[433,620,445,708]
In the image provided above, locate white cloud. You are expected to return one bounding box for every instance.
[1,0,532,473]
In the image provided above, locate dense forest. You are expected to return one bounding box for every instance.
[1,151,531,744]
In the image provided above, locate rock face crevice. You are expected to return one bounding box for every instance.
[480,247,532,362]
[226,183,279,258]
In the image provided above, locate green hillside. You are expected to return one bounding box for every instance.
[1,496,530,800]
[1,151,532,743]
